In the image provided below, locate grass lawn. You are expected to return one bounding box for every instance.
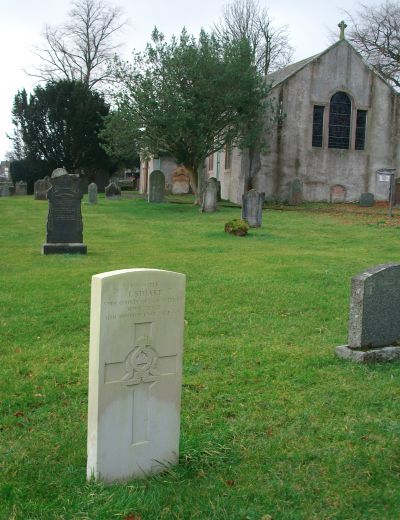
[1,195,400,520]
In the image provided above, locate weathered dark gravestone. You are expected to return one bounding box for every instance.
[201,178,218,213]
[288,179,303,205]
[148,170,165,203]
[15,181,27,196]
[88,182,98,205]
[209,177,222,202]
[359,192,374,207]
[105,181,121,199]
[34,177,51,200]
[242,189,263,227]
[336,263,400,362]
[42,169,87,254]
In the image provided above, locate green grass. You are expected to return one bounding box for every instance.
[1,195,400,520]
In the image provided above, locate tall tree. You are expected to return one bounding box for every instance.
[213,0,293,75]
[105,28,270,202]
[12,79,111,174]
[345,1,400,89]
[29,0,126,89]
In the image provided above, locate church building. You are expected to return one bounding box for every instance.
[208,26,400,204]
[140,27,400,204]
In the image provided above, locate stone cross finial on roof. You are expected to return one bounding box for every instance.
[338,20,347,40]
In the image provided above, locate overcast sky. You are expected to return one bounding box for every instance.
[0,0,375,159]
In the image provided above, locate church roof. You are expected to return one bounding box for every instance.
[266,53,322,86]
[266,39,398,94]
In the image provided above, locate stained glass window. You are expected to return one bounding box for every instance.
[328,92,351,149]
[312,106,324,147]
[355,110,367,150]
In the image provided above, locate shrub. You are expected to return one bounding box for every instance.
[224,218,249,236]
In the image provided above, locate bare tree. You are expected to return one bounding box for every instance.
[29,0,126,89]
[345,1,400,89]
[213,0,293,76]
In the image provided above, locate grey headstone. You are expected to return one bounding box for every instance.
[242,189,263,227]
[88,182,98,205]
[105,182,121,199]
[34,177,51,200]
[42,170,87,254]
[336,344,400,363]
[360,193,374,207]
[288,179,303,205]
[148,170,165,203]
[201,178,218,213]
[209,177,221,201]
[15,181,27,196]
[349,263,400,348]
[1,184,10,197]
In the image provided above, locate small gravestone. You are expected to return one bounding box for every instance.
[172,167,190,195]
[330,184,346,203]
[148,170,165,203]
[34,177,51,200]
[1,184,10,197]
[42,168,87,254]
[336,263,400,362]
[242,189,263,227]
[359,192,374,207]
[201,178,218,213]
[288,179,303,205]
[209,177,221,201]
[87,268,186,482]
[88,182,98,205]
[105,181,121,199]
[15,181,27,196]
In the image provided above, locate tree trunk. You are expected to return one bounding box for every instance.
[185,164,199,205]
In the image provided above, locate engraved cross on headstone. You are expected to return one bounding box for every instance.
[104,325,178,446]
[338,20,347,40]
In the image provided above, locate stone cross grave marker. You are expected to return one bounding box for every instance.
[88,182,98,205]
[148,170,165,203]
[87,268,186,482]
[336,263,400,362]
[242,189,263,227]
[201,178,218,212]
[42,169,87,254]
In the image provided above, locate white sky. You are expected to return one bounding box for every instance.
[0,0,374,158]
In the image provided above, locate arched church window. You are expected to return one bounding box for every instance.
[328,91,351,149]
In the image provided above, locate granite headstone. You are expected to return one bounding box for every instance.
[105,182,121,199]
[336,263,400,362]
[1,184,10,197]
[34,177,51,200]
[148,170,165,203]
[15,181,27,196]
[242,189,263,227]
[201,178,218,212]
[42,169,87,254]
[359,193,374,207]
[88,182,98,205]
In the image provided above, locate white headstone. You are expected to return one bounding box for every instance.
[87,268,186,482]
